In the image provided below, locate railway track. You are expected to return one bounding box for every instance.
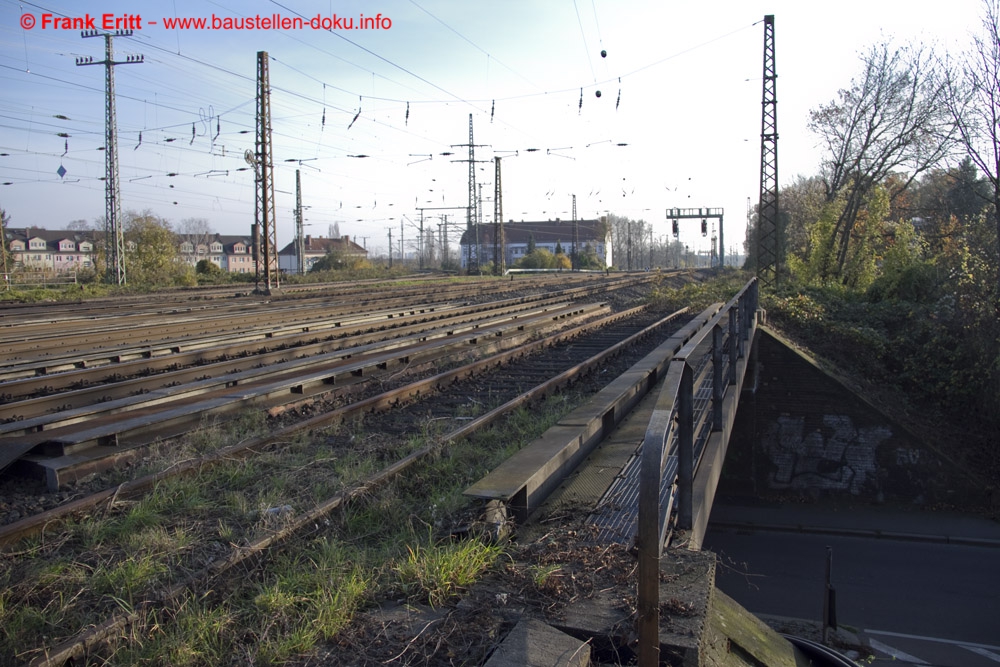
[0,272,450,320]
[0,273,628,359]
[0,274,666,487]
[0,272,612,327]
[0,270,713,666]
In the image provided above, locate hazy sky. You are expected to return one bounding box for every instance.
[0,0,988,258]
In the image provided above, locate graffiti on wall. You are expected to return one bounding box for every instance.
[761,414,892,495]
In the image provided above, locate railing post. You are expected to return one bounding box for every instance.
[712,324,723,430]
[637,281,755,667]
[740,291,747,345]
[677,363,694,530]
[638,369,681,667]
[728,308,738,383]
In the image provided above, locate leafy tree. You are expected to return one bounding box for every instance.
[194,259,228,283]
[194,259,224,276]
[309,248,346,272]
[575,243,605,270]
[309,248,372,273]
[841,184,890,289]
[945,0,1000,300]
[0,207,11,277]
[779,176,828,261]
[789,197,841,285]
[948,157,993,224]
[911,161,992,256]
[516,248,556,269]
[866,219,937,302]
[123,210,192,288]
[526,233,536,254]
[809,41,954,280]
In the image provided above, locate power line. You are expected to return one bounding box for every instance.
[572,0,597,83]
[407,0,540,91]
[268,0,488,116]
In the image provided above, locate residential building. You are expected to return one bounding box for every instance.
[458,219,611,270]
[277,235,368,274]
[3,228,96,272]
[178,234,255,273]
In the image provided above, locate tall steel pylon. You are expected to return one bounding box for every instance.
[0,207,9,290]
[77,30,143,286]
[451,114,487,271]
[253,51,279,293]
[493,157,505,275]
[295,169,305,275]
[572,194,579,270]
[466,114,476,232]
[756,15,780,287]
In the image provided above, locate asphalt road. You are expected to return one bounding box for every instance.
[703,508,1000,666]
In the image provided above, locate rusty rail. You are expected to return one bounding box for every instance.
[15,305,681,667]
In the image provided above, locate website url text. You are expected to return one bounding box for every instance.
[19,13,392,32]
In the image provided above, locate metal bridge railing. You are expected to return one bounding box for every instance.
[636,277,758,666]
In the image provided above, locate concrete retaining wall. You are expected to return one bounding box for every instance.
[722,327,970,507]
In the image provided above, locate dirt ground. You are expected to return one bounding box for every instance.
[298,523,650,666]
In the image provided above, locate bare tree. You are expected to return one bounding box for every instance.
[809,41,956,280]
[946,0,1000,299]
[607,214,654,271]
[179,217,214,244]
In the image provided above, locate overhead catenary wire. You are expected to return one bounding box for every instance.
[407,0,541,92]
[572,0,598,84]
[5,0,756,153]
[2,0,761,248]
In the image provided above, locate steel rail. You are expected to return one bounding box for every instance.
[0,272,626,335]
[0,273,654,369]
[0,298,581,412]
[1,274,664,482]
[18,303,688,667]
[3,303,607,486]
[0,301,676,550]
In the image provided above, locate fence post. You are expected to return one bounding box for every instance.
[637,370,680,667]
[712,324,723,430]
[728,308,738,383]
[677,363,694,530]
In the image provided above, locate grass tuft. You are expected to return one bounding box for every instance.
[395,537,503,608]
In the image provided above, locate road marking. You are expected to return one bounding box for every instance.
[965,646,1000,663]
[867,629,1000,652]
[868,638,928,664]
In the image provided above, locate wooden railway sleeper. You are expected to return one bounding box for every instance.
[0,303,621,484]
